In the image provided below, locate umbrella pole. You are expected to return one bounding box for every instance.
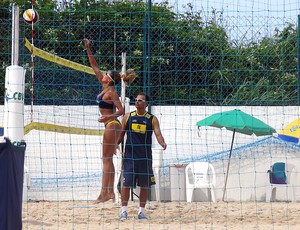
[222,129,236,202]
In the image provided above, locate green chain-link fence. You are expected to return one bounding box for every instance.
[0,0,299,107]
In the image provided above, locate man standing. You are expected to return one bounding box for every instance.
[117,93,167,220]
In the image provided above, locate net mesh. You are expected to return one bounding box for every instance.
[1,0,300,229]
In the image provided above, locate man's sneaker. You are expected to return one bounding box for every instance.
[137,212,148,220]
[119,211,128,220]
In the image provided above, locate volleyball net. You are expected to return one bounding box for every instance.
[1,0,300,229]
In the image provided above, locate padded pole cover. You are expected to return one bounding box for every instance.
[3,65,25,143]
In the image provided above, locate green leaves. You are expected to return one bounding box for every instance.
[0,1,298,106]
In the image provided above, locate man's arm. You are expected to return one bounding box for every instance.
[153,116,167,150]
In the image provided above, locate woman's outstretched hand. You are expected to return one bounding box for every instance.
[84,38,91,48]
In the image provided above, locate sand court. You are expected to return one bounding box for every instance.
[22,201,300,229]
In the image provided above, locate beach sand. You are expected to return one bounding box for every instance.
[22,200,300,229]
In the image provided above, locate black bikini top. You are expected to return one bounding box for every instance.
[96,90,114,110]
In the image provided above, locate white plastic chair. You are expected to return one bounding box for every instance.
[23,165,31,202]
[185,162,216,202]
[152,148,163,201]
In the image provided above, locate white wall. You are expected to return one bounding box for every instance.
[1,105,299,202]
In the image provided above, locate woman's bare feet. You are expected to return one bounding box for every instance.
[93,193,115,204]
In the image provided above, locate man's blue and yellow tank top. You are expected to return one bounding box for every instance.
[124,110,154,159]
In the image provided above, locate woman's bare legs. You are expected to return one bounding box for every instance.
[94,122,122,203]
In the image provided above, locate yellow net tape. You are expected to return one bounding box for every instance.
[24,122,104,136]
[22,39,106,136]
[24,38,95,75]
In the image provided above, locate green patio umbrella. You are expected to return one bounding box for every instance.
[196,109,276,201]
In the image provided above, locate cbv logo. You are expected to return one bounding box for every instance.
[5,90,24,102]
[13,92,23,100]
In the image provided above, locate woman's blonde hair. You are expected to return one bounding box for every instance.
[107,69,138,85]
[121,69,138,84]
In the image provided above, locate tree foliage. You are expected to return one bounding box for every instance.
[0,0,298,105]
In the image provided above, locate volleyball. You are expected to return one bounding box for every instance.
[23,9,39,24]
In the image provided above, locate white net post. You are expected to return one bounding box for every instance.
[3,5,25,144]
[113,52,129,202]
